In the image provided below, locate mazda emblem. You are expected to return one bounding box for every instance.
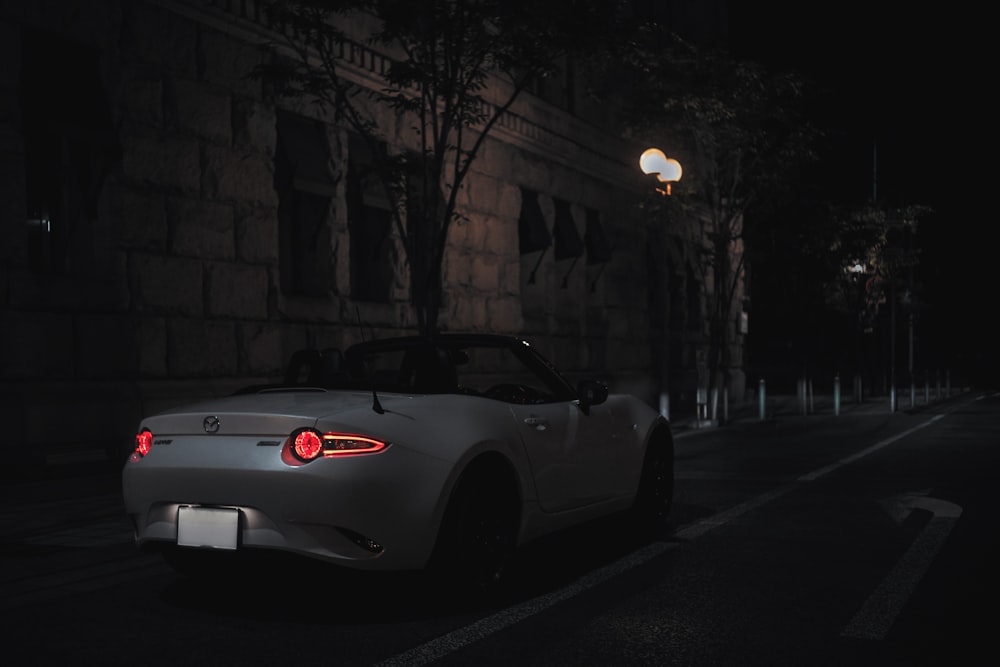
[203,416,221,433]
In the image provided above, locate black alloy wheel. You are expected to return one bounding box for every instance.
[634,431,675,532]
[431,468,518,599]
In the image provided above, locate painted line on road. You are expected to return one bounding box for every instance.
[378,407,960,666]
[841,497,962,640]
[799,414,945,482]
[672,484,796,541]
[376,539,675,667]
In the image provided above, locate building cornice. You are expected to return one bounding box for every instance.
[151,0,648,195]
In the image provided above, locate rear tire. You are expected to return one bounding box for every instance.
[429,464,519,600]
[633,429,674,534]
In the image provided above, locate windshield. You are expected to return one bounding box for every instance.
[333,336,576,402]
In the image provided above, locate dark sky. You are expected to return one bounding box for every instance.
[726,5,995,378]
[728,4,984,213]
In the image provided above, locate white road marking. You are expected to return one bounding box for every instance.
[376,541,676,667]
[840,496,962,640]
[799,415,946,482]
[378,410,953,666]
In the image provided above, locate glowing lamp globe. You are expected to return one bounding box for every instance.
[639,148,682,194]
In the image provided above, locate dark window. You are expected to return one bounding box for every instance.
[553,198,583,288]
[20,30,118,274]
[553,199,583,260]
[518,188,551,287]
[405,156,443,308]
[518,188,550,254]
[585,208,612,264]
[275,110,336,298]
[347,133,395,303]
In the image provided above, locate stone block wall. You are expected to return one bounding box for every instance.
[0,0,741,464]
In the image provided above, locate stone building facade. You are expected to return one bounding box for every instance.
[0,0,743,465]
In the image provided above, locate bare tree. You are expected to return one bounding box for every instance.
[255,0,622,334]
[622,31,820,415]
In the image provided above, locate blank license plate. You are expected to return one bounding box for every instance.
[177,506,239,550]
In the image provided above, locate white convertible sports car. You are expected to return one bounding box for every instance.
[122,333,673,592]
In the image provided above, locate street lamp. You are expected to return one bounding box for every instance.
[639,147,682,195]
[639,147,683,422]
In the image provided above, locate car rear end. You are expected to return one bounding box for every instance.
[122,394,454,572]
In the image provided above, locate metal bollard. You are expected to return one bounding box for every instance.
[758,378,766,420]
[696,387,708,425]
[834,374,840,416]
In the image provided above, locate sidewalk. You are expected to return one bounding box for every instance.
[667,387,971,433]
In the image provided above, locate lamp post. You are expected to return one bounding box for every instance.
[640,147,682,421]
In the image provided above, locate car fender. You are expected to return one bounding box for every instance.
[314,394,535,546]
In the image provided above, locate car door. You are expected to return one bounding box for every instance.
[510,398,629,513]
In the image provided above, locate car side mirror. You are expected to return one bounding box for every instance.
[577,379,608,415]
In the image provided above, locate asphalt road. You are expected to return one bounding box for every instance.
[1,390,997,666]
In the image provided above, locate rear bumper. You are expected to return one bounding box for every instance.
[122,443,454,571]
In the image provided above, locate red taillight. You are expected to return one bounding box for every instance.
[292,429,324,461]
[284,428,388,465]
[135,428,153,457]
[320,433,387,456]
